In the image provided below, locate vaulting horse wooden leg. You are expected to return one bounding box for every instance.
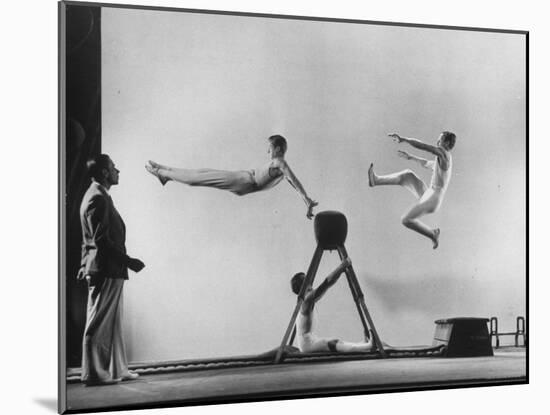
[337,246,386,356]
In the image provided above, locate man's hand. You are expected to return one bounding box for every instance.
[388,133,405,143]
[76,267,86,281]
[397,150,412,160]
[306,200,319,220]
[128,257,145,273]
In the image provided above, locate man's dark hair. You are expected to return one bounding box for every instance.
[441,131,456,150]
[86,154,112,181]
[291,272,306,295]
[268,134,287,155]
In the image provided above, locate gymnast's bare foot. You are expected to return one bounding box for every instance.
[368,163,376,187]
[432,228,440,250]
[145,164,169,185]
[148,160,170,170]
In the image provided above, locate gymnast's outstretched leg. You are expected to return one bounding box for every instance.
[368,163,427,198]
[331,339,374,353]
[299,338,374,353]
[145,161,256,195]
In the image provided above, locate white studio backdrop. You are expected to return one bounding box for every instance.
[101,7,525,362]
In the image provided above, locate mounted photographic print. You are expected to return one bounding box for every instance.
[59,1,528,413]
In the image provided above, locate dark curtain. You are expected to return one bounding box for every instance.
[64,4,102,367]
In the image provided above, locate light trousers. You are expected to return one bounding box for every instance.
[81,277,131,383]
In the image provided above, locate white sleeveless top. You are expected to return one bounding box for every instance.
[252,161,284,191]
[430,151,452,191]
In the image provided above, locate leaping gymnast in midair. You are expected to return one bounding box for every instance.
[145,134,318,219]
[368,131,456,249]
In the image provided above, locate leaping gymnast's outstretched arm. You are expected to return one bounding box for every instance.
[388,133,450,170]
[397,150,435,170]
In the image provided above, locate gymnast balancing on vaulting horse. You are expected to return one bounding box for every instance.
[145,134,318,219]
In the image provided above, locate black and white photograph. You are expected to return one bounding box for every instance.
[59,1,529,412]
[57,1,530,413]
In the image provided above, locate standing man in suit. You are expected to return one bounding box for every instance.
[77,154,145,386]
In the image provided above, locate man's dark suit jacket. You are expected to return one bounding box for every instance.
[79,181,129,280]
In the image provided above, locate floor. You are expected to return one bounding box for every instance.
[65,350,526,412]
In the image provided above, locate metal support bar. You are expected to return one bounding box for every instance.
[490,316,527,348]
[515,316,526,347]
[490,316,499,348]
